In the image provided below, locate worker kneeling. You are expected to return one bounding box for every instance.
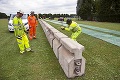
[61,19,81,41]
[13,10,33,54]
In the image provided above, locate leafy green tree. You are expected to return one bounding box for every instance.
[80,0,93,20]
[97,0,120,22]
[0,12,8,19]
[77,0,120,22]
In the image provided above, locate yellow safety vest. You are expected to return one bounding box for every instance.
[13,16,26,36]
[65,21,81,32]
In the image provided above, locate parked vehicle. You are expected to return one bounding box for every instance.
[8,14,29,32]
[58,17,64,21]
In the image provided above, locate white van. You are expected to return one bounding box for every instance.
[8,14,29,32]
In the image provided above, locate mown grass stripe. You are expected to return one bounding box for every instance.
[46,20,120,36]
[45,19,120,47]
[1,19,120,80]
[79,24,120,36]
[82,28,120,46]
[44,20,120,80]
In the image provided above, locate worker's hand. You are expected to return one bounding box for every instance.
[16,36,22,40]
[24,30,28,34]
[61,26,65,30]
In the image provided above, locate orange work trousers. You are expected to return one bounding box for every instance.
[29,26,36,40]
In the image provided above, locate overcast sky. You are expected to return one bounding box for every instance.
[0,0,77,15]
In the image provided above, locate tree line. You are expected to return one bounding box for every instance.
[38,13,76,19]
[0,12,76,19]
[77,0,120,22]
[0,12,8,19]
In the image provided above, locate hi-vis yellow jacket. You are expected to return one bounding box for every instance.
[65,21,81,33]
[13,16,26,37]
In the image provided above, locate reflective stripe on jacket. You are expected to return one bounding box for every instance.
[13,16,26,36]
[65,21,81,32]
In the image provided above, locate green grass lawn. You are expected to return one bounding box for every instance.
[52,18,120,31]
[76,21,120,31]
[0,19,120,80]
[46,20,120,80]
[0,19,66,80]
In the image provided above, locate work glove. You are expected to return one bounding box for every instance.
[16,35,22,40]
[61,26,65,30]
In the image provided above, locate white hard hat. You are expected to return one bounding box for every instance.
[30,11,34,14]
[18,10,24,14]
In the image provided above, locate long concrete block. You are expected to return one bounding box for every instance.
[60,38,84,59]
[45,28,51,38]
[39,20,53,37]
[79,57,86,76]
[47,31,54,47]
[39,20,55,42]
[54,32,68,41]
[47,28,60,48]
[58,45,75,78]
[45,28,60,38]
[53,33,68,59]
[39,19,86,78]
[39,20,48,35]
[39,20,60,48]
[42,20,55,29]
[38,20,44,29]
[58,45,86,78]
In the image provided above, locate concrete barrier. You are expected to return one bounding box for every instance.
[39,20,60,47]
[59,38,85,77]
[46,28,60,47]
[53,32,68,58]
[39,19,86,78]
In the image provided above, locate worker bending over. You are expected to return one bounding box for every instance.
[61,19,81,41]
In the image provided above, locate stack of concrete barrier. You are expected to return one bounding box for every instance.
[39,19,86,78]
